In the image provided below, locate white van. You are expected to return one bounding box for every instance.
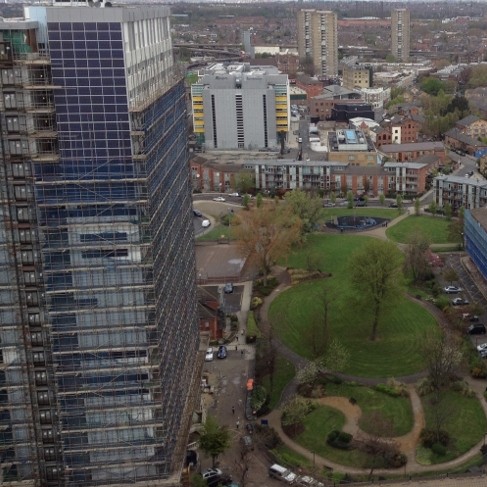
[268,464,297,483]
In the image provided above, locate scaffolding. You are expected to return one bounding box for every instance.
[0,8,200,487]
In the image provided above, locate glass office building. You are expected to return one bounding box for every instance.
[0,4,199,486]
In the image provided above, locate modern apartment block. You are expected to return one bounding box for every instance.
[250,159,427,195]
[434,175,487,210]
[297,9,338,78]
[191,63,289,150]
[391,8,410,62]
[0,3,199,486]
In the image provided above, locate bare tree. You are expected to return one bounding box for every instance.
[348,240,404,341]
[233,448,252,487]
[422,332,462,391]
[403,230,432,283]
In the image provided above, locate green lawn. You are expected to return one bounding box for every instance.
[196,224,233,241]
[260,354,295,410]
[325,383,414,437]
[385,215,457,244]
[420,390,487,464]
[272,234,439,377]
[295,405,374,467]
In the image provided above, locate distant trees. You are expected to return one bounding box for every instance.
[348,240,403,341]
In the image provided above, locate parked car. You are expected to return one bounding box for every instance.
[202,468,222,480]
[205,348,214,362]
[452,297,469,306]
[228,192,240,197]
[480,349,487,359]
[193,208,202,217]
[463,313,480,322]
[295,475,325,487]
[476,343,487,352]
[444,285,462,294]
[213,196,226,202]
[246,422,254,435]
[269,464,297,484]
[468,324,486,335]
[217,345,227,359]
[201,219,211,228]
[388,202,399,208]
[223,283,234,294]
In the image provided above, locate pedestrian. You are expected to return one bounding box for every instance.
[232,406,235,415]
[236,420,240,429]
[236,336,238,343]
[241,329,244,336]
[241,349,244,356]
[235,345,238,351]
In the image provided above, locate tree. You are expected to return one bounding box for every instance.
[448,206,465,243]
[421,77,449,96]
[242,194,250,210]
[428,200,438,216]
[443,267,458,285]
[199,416,231,467]
[404,230,432,283]
[330,191,337,205]
[347,190,354,209]
[444,202,452,221]
[256,193,263,208]
[396,194,403,214]
[422,332,462,392]
[348,240,403,341]
[379,194,385,206]
[283,189,322,234]
[414,198,421,216]
[234,172,255,194]
[281,396,311,436]
[320,338,349,373]
[232,202,302,285]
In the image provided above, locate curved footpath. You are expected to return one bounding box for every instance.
[260,211,487,477]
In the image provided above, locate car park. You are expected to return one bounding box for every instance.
[223,283,234,294]
[452,297,469,306]
[468,324,486,335]
[217,345,227,359]
[202,219,211,228]
[213,196,226,202]
[444,285,462,294]
[269,464,297,483]
[205,348,214,362]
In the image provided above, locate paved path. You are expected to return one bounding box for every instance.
[259,210,487,480]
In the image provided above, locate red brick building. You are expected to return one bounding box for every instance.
[373,115,421,148]
[380,141,446,163]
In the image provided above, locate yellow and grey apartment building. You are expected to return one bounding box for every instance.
[191,63,290,150]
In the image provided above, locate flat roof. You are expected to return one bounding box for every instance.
[470,208,487,229]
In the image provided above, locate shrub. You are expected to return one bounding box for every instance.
[250,385,267,412]
[416,378,434,396]
[434,295,450,310]
[246,311,262,341]
[431,442,447,456]
[327,430,353,449]
[253,277,278,297]
[450,380,474,397]
[250,296,263,310]
[258,426,282,449]
[420,428,450,448]
[375,379,408,398]
[470,358,487,379]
